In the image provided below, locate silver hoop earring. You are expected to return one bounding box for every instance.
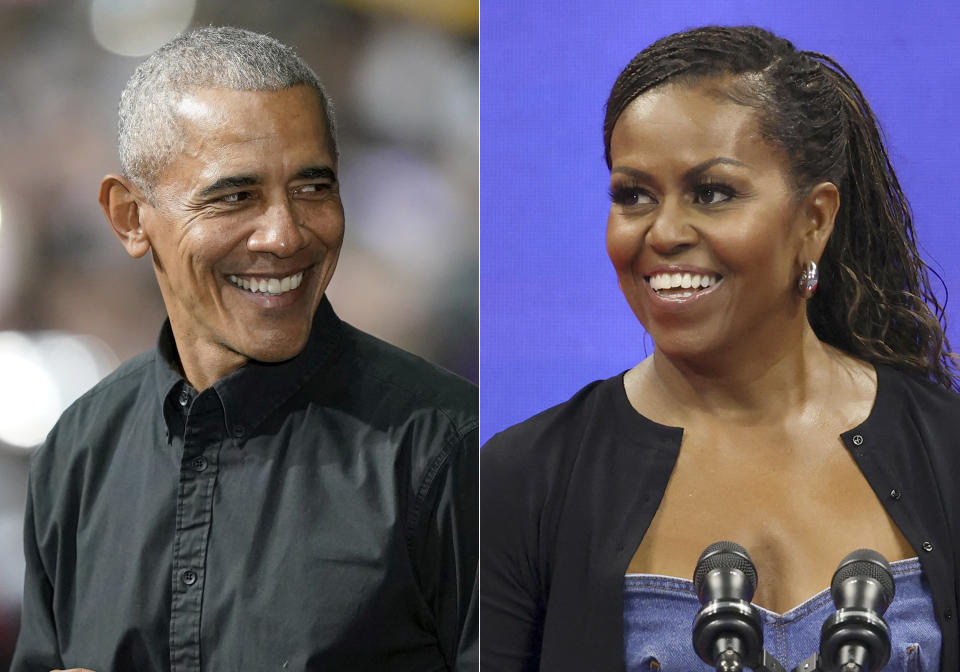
[798,260,819,298]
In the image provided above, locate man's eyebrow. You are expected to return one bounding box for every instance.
[197,175,260,199]
[295,166,337,182]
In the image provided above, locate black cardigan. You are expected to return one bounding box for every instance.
[481,364,960,671]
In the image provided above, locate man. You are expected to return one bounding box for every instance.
[11,27,477,672]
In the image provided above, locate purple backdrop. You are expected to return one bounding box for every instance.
[480,0,960,443]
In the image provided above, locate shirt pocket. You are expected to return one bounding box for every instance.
[904,643,923,672]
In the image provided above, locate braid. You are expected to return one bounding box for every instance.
[604,26,959,390]
[603,27,792,168]
[802,54,957,388]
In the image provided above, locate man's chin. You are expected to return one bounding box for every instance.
[232,330,311,365]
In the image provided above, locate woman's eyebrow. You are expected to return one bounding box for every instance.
[610,166,654,180]
[611,157,747,182]
[684,157,747,179]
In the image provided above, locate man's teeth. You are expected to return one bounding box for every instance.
[648,272,719,291]
[227,272,304,295]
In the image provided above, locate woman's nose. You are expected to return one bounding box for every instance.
[645,199,699,254]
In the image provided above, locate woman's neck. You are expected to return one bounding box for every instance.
[628,325,874,426]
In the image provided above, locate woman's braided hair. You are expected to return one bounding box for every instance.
[604,26,958,390]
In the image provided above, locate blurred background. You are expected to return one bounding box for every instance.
[0,0,477,664]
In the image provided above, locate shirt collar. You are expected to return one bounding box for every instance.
[154,295,344,441]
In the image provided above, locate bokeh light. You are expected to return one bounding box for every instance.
[0,332,118,449]
[90,0,196,57]
[0,333,59,448]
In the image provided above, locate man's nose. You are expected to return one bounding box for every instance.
[247,200,307,257]
[645,198,699,254]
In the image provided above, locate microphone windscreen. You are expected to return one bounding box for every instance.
[693,540,758,595]
[831,548,895,606]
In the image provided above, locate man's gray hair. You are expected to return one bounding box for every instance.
[118,26,337,200]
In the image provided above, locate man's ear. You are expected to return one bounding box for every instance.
[99,174,152,259]
[798,181,840,263]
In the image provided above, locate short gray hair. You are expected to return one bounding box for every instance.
[118,26,337,199]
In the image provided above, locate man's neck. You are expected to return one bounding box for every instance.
[169,324,249,392]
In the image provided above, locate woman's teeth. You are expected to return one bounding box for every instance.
[228,271,304,295]
[648,272,719,292]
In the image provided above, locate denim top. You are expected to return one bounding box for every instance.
[624,557,940,671]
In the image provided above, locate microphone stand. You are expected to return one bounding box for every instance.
[694,545,891,672]
[712,649,786,672]
[790,652,863,672]
[791,652,824,672]
[757,651,789,672]
[787,548,895,672]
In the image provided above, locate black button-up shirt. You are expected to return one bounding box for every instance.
[12,297,477,672]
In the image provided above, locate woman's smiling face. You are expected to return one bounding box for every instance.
[606,79,833,363]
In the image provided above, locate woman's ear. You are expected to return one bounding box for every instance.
[99,174,152,259]
[799,181,840,263]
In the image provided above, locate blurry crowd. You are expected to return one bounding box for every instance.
[0,0,478,664]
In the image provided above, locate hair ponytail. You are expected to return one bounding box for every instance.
[800,53,957,389]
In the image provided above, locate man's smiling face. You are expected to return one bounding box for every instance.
[138,85,344,381]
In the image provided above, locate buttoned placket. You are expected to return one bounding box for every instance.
[847,428,959,632]
[169,388,225,672]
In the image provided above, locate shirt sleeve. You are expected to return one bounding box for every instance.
[480,431,545,672]
[409,425,478,672]
[9,463,63,672]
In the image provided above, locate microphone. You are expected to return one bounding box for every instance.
[692,541,768,672]
[817,549,895,672]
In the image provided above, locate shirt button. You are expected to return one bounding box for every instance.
[852,434,864,446]
[922,541,934,552]
[181,569,198,586]
[178,389,190,407]
[945,607,953,621]
[233,425,247,439]
[191,456,208,472]
[889,489,902,500]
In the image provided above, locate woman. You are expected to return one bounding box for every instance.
[481,26,960,672]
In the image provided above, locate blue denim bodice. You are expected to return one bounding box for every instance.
[624,557,940,671]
